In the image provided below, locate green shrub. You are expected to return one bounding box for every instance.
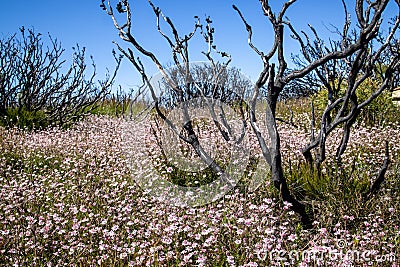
[0,108,49,130]
[311,78,398,126]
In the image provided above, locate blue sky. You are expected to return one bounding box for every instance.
[0,1,398,92]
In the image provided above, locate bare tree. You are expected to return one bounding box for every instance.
[103,0,399,226]
[235,0,399,224]
[157,63,252,108]
[0,27,122,129]
[102,0,251,199]
[283,2,400,165]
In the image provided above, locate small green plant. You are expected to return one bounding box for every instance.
[91,99,149,118]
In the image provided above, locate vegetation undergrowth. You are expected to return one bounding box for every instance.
[0,98,399,266]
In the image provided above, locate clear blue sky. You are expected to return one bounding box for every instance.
[0,1,398,92]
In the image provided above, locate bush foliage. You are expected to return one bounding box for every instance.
[312,77,398,127]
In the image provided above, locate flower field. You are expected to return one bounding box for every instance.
[1,113,399,266]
